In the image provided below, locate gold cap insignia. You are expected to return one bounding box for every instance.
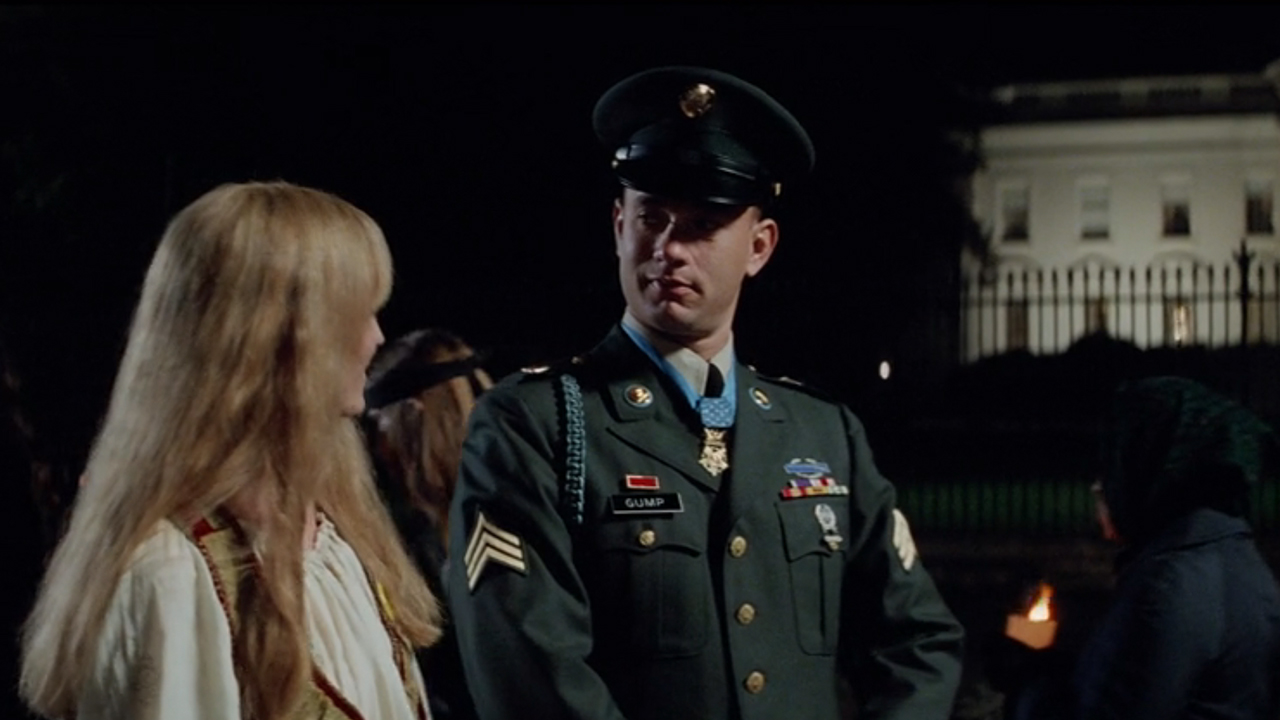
[625,384,653,407]
[679,82,716,118]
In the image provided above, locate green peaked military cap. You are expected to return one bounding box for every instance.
[593,66,816,206]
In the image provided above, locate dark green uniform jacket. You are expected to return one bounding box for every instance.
[447,327,964,720]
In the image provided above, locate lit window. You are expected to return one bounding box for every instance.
[1163,298,1194,347]
[1246,177,1274,235]
[1160,179,1191,237]
[1000,184,1030,242]
[1080,183,1110,240]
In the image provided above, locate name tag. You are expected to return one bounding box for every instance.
[610,492,684,515]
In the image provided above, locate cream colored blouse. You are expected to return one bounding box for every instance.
[79,518,426,720]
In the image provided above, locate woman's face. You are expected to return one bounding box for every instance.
[342,313,385,416]
[1091,480,1121,542]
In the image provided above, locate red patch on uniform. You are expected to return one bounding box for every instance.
[625,474,660,490]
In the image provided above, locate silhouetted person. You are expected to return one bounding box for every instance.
[995,376,1280,720]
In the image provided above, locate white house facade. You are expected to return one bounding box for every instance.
[964,63,1280,361]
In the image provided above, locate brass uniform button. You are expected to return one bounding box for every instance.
[729,535,748,558]
[638,529,656,548]
[736,603,756,625]
[744,671,766,694]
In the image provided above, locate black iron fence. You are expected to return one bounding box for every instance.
[960,251,1280,361]
[897,474,1280,537]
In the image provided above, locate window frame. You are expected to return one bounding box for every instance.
[1159,174,1192,239]
[1245,174,1275,237]
[1078,177,1111,241]
[997,180,1031,244]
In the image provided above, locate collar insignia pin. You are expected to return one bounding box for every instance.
[750,387,771,409]
[625,384,653,408]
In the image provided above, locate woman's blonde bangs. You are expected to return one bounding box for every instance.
[308,191,393,316]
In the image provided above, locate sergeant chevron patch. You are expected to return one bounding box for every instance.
[465,511,527,591]
[891,508,918,571]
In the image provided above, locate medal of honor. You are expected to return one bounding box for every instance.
[699,428,729,476]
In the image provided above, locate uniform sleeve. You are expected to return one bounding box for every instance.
[79,528,240,720]
[447,385,628,720]
[839,408,966,720]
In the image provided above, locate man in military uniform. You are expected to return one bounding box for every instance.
[447,66,964,720]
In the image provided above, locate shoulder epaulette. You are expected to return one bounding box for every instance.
[754,370,839,403]
[514,354,591,381]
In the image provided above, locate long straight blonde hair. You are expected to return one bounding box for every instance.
[21,181,440,720]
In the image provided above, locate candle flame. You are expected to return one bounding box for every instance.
[1028,583,1053,622]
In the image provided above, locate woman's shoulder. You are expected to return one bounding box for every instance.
[117,520,210,594]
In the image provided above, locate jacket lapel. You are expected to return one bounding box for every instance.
[727,364,789,523]
[586,327,723,492]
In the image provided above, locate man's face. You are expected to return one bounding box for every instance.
[1091,480,1122,543]
[613,189,778,346]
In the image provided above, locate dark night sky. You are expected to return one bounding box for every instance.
[3,4,1279,466]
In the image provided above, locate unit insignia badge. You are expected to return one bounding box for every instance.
[814,503,844,551]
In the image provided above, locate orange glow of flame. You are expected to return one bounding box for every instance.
[1027,583,1054,622]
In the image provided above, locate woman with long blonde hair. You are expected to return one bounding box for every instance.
[20,181,440,720]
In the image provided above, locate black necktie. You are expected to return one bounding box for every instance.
[698,364,732,429]
[704,363,724,398]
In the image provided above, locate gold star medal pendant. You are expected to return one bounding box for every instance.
[697,364,733,477]
[699,428,730,477]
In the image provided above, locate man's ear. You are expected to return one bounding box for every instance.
[612,196,625,256]
[745,216,779,278]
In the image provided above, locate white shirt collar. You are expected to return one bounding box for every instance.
[621,311,734,396]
